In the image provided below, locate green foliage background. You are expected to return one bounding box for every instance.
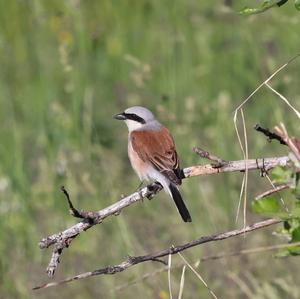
[0,1,299,298]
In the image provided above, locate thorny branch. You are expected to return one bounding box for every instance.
[38,153,289,279]
[33,218,281,290]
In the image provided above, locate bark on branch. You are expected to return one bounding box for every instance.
[33,218,281,290]
[38,154,289,278]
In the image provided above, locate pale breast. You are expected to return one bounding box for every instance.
[128,139,150,181]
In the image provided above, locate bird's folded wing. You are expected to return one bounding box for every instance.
[130,128,181,185]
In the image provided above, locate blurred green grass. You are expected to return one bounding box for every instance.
[0,1,299,298]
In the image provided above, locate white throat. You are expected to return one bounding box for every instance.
[124,119,144,132]
[124,119,162,132]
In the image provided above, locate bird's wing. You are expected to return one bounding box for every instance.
[130,127,182,185]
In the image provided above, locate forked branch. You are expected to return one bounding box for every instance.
[34,218,281,290]
[38,153,289,278]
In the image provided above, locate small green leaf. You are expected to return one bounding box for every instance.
[288,245,300,255]
[274,245,300,258]
[252,197,281,214]
[239,1,286,15]
[274,249,291,258]
[292,227,300,242]
[277,0,289,6]
[271,166,293,184]
[295,0,300,11]
[289,218,300,230]
[239,7,261,15]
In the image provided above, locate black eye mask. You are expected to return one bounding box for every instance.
[123,113,146,124]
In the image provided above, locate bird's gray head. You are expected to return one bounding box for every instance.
[114,106,159,131]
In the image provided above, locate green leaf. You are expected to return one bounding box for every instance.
[289,200,300,221]
[239,7,263,15]
[289,218,300,230]
[288,245,300,255]
[252,197,281,214]
[239,0,287,15]
[277,0,289,6]
[295,0,300,10]
[274,249,291,258]
[292,227,300,242]
[274,245,300,258]
[271,166,293,184]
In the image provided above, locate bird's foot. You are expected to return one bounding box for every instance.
[146,182,163,200]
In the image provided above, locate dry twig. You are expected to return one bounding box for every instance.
[193,147,227,167]
[255,123,300,163]
[254,124,287,145]
[33,218,281,290]
[274,124,300,162]
[112,242,300,292]
[255,184,290,201]
[38,155,289,278]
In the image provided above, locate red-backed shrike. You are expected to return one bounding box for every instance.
[114,106,192,222]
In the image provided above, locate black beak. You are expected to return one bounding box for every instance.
[113,112,126,120]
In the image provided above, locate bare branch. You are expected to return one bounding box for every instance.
[255,184,290,201]
[254,124,287,145]
[193,147,227,167]
[274,124,300,162]
[61,186,84,219]
[38,155,289,277]
[33,218,281,290]
[183,156,288,177]
[255,123,300,163]
[112,240,300,292]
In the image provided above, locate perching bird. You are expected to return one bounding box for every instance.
[114,106,192,222]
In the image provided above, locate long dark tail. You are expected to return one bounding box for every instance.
[169,184,192,222]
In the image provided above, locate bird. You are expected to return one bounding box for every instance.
[114,106,192,222]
